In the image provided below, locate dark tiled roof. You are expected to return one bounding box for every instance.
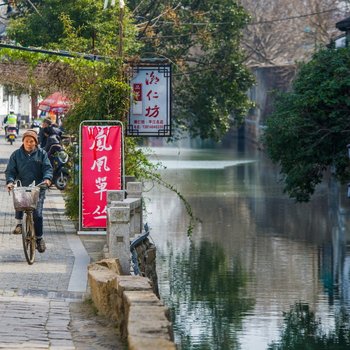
[336,17,350,31]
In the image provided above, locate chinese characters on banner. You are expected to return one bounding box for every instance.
[81,125,122,229]
[127,64,171,137]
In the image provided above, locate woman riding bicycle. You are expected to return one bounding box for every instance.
[5,129,53,253]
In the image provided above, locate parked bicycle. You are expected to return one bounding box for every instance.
[9,182,48,265]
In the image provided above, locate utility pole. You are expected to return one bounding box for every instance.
[103,0,125,58]
[119,0,125,58]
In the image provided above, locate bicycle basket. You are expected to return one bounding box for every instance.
[12,186,40,211]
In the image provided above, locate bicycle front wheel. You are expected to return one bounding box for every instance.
[22,212,36,265]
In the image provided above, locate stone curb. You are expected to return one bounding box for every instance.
[88,259,177,350]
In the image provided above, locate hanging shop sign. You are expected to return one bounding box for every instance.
[127,63,171,137]
[79,121,124,233]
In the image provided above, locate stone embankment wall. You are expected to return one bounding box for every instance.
[132,236,160,298]
[88,258,176,350]
[89,185,176,349]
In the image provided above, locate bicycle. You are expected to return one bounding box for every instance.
[9,182,47,265]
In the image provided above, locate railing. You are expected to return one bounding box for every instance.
[105,182,143,274]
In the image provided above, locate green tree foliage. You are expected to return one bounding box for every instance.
[8,0,98,47]
[128,0,254,140]
[7,0,141,56]
[263,47,350,202]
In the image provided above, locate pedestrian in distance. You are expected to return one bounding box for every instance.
[5,129,53,253]
[38,117,52,148]
[39,117,62,149]
[16,113,21,135]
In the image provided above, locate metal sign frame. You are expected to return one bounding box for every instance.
[78,120,125,234]
[126,63,172,137]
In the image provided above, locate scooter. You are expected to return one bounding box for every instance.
[31,120,41,134]
[50,148,70,190]
[5,124,17,145]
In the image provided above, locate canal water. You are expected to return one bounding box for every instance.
[144,139,350,350]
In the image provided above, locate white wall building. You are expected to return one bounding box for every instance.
[0,86,31,124]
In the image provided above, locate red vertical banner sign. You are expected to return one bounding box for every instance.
[81,125,122,229]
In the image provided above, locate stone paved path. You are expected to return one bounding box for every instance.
[0,131,125,349]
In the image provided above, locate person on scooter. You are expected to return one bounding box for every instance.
[3,110,17,135]
[5,130,53,253]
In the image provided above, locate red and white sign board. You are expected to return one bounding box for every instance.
[80,125,122,230]
[127,64,171,137]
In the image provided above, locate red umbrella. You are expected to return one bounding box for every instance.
[38,92,71,113]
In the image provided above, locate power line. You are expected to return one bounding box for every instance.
[0,42,108,61]
[249,8,338,25]
[140,33,192,40]
[142,7,339,28]
[138,8,340,41]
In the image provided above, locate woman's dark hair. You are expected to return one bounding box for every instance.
[43,126,54,135]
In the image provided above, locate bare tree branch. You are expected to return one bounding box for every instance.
[240,0,346,66]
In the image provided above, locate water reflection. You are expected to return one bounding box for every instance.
[145,145,350,349]
[267,303,350,349]
[167,241,254,350]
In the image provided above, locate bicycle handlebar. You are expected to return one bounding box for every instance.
[36,182,49,189]
[7,181,49,194]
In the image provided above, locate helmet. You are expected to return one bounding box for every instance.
[9,110,14,114]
